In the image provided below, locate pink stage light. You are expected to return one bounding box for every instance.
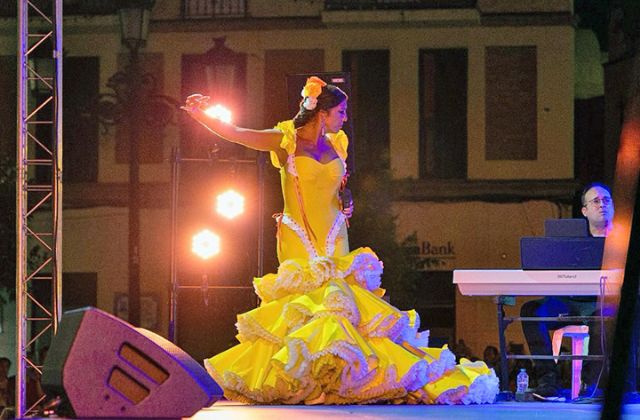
[216,189,245,219]
[192,229,221,260]
[204,104,232,124]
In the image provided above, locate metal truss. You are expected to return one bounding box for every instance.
[16,0,62,417]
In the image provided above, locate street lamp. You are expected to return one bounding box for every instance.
[96,0,178,326]
[118,1,153,52]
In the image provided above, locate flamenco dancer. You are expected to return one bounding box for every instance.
[182,77,498,405]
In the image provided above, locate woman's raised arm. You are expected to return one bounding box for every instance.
[182,94,283,153]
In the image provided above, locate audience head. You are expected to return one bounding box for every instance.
[0,357,10,377]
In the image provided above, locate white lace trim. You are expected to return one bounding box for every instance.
[432,361,499,405]
[206,332,497,405]
[254,251,384,304]
[425,347,456,382]
[351,358,429,404]
[344,252,384,291]
[434,385,468,405]
[236,313,283,345]
[206,359,293,404]
[399,311,430,348]
[322,283,360,326]
[282,284,360,334]
[284,151,349,258]
[286,153,299,177]
[206,243,501,405]
[280,214,319,258]
[460,369,499,404]
[360,311,407,342]
[308,257,337,283]
[284,336,373,384]
[325,212,347,256]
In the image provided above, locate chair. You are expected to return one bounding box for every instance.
[552,325,590,399]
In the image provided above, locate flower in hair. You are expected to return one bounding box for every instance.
[302,96,318,110]
[300,76,326,110]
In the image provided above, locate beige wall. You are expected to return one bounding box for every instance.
[168,25,570,181]
[0,9,576,350]
[56,207,171,333]
[467,26,575,180]
[23,17,574,185]
[393,200,573,356]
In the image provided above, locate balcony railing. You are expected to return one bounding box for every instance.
[324,0,476,10]
[0,0,118,17]
[182,0,246,19]
[0,0,248,19]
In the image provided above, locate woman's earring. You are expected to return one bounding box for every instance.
[321,122,326,137]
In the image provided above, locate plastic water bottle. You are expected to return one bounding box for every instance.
[516,368,529,401]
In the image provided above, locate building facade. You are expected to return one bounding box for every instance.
[0,0,592,363]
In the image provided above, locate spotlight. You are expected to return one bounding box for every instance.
[192,229,220,260]
[204,104,232,124]
[216,189,245,219]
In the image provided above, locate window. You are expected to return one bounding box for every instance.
[32,56,99,184]
[485,46,537,161]
[419,49,468,179]
[343,50,390,170]
[64,56,99,183]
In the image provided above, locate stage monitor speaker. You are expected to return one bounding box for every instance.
[41,307,223,418]
[286,72,355,174]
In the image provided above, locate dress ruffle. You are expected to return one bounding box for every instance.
[205,247,499,405]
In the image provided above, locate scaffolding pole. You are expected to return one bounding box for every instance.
[16,0,63,417]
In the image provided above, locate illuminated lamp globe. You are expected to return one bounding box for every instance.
[192,229,220,260]
[216,189,245,219]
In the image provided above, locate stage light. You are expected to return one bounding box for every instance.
[216,189,245,219]
[192,229,220,260]
[204,104,232,124]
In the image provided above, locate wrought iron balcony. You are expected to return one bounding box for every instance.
[324,0,476,11]
[182,0,246,19]
[0,0,119,17]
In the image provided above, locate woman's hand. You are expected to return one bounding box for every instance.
[340,188,354,219]
[180,93,283,154]
[181,94,210,115]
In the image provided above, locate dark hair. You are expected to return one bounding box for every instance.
[581,182,612,206]
[0,357,10,366]
[484,345,499,355]
[292,83,348,129]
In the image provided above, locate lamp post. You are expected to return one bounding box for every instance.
[96,0,178,326]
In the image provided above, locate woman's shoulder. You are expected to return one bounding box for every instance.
[275,120,295,135]
[327,129,349,161]
[274,120,297,153]
[269,120,296,168]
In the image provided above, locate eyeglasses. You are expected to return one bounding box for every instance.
[584,196,612,207]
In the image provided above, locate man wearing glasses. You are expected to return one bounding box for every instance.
[581,182,614,237]
[520,182,614,400]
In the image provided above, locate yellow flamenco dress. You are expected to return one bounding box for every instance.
[204,120,499,405]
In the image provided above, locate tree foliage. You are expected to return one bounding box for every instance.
[347,161,421,311]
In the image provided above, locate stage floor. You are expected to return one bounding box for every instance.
[187,400,640,420]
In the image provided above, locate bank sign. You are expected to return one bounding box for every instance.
[415,240,456,271]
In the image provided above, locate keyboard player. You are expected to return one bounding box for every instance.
[520,182,614,398]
